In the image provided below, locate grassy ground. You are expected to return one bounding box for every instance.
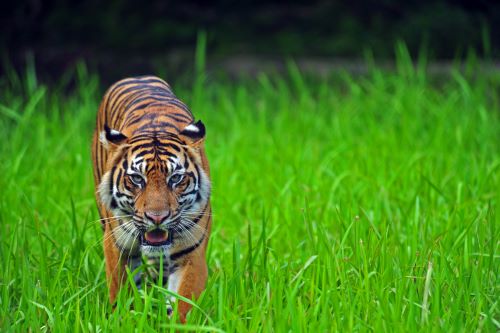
[0,55,499,332]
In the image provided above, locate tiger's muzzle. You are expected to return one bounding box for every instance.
[142,228,172,246]
[137,213,180,247]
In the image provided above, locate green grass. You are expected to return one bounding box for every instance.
[0,55,499,332]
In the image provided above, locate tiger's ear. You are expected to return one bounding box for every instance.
[180,120,206,147]
[100,124,128,149]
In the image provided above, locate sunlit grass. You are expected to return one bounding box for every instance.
[0,53,498,332]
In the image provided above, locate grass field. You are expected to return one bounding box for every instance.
[0,53,499,332]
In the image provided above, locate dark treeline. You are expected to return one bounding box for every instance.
[1,0,498,81]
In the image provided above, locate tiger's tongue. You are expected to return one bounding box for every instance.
[144,229,168,244]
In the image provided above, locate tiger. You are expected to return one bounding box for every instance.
[91,75,212,323]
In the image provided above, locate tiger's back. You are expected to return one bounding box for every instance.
[93,76,197,185]
[91,76,211,322]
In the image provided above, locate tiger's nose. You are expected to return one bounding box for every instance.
[144,211,170,225]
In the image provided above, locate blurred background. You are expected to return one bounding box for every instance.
[1,0,498,84]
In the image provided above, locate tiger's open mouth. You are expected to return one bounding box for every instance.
[142,229,169,246]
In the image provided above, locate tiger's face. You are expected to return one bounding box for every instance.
[98,122,209,255]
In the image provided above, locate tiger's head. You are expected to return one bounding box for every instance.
[97,121,210,255]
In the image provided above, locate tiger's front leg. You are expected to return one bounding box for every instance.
[103,223,127,304]
[103,219,143,305]
[167,255,208,323]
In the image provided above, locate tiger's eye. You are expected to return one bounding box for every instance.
[169,173,183,184]
[129,174,144,186]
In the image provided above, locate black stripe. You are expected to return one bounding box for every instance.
[109,78,170,100]
[114,190,131,199]
[126,96,177,112]
[183,188,198,197]
[134,148,178,159]
[193,164,201,188]
[168,143,181,152]
[127,101,155,114]
[170,232,206,261]
[133,149,155,159]
[125,109,181,126]
[109,166,118,209]
[170,112,192,121]
[158,150,180,158]
[133,109,193,124]
[130,142,179,152]
[165,99,192,113]
[128,134,184,145]
[109,166,117,193]
[129,142,154,151]
[116,168,123,186]
[108,80,171,119]
[164,113,192,123]
[109,87,151,117]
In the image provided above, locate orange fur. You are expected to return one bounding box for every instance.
[91,76,211,322]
